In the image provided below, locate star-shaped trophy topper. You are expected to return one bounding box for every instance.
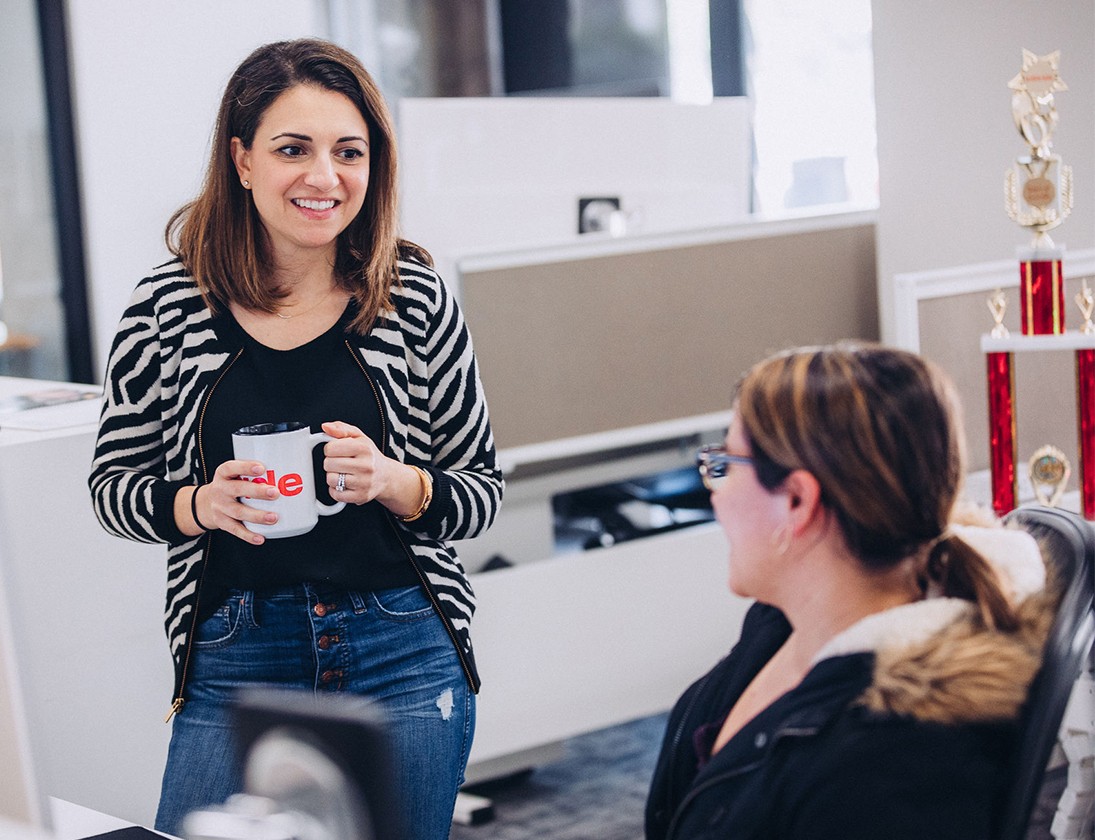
[1009,50,1067,157]
[1009,49,1067,99]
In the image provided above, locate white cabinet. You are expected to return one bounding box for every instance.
[0,377,170,827]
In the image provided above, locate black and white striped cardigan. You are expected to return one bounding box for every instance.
[89,257,503,707]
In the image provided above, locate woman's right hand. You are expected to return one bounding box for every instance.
[176,461,279,543]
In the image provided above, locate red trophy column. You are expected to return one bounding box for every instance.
[987,351,1017,515]
[1018,248,1065,334]
[1077,348,1095,519]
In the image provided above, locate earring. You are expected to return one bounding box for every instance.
[242,179,250,189]
[770,524,791,556]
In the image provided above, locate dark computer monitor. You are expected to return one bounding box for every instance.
[208,687,405,840]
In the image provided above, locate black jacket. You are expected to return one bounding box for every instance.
[646,589,1046,840]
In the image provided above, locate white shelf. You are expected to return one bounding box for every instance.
[965,467,1082,517]
[981,332,1095,353]
[497,410,732,476]
[457,208,877,274]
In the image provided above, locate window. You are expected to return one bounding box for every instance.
[500,0,670,96]
[1,0,92,382]
[495,0,877,212]
[744,0,878,213]
[332,0,878,217]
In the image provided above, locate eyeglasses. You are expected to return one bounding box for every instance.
[696,444,756,491]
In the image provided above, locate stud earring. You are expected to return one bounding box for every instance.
[242,180,250,188]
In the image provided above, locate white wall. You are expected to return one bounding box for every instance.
[871,0,1095,342]
[398,97,754,286]
[66,1,329,378]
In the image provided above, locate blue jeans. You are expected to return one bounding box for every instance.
[154,584,474,840]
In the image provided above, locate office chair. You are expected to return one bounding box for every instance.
[998,506,1095,840]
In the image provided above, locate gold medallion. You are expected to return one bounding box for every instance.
[1022,177,1056,209]
[1028,445,1071,507]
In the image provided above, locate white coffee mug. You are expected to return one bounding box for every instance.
[232,422,346,539]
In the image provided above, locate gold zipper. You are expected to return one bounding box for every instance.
[164,698,184,723]
[166,348,245,722]
[344,341,479,693]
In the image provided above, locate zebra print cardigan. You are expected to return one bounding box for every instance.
[89,257,503,707]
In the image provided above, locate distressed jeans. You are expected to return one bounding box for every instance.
[154,583,474,840]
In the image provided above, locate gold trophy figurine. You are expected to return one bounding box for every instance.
[1076,278,1095,334]
[987,288,1010,338]
[1005,50,1072,248]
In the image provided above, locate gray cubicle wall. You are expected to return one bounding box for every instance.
[460,220,879,450]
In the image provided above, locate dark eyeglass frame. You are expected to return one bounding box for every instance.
[696,444,756,490]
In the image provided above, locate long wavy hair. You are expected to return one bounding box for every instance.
[165,38,429,334]
[734,342,1019,631]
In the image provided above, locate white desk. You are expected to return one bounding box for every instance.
[50,798,174,839]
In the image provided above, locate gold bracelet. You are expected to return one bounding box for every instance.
[396,465,433,522]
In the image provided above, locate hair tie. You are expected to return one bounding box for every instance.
[929,529,953,550]
[191,485,210,532]
[917,529,954,596]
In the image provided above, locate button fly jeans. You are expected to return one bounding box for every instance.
[154,584,474,840]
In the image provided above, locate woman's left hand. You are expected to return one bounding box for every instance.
[321,421,427,518]
[321,421,392,504]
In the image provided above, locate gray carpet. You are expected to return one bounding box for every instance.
[449,714,1067,840]
[452,712,669,840]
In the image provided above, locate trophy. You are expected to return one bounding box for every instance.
[1005,50,1070,335]
[1006,50,1072,244]
[984,51,1095,521]
[1076,278,1095,334]
[1028,445,1071,507]
[987,289,1010,338]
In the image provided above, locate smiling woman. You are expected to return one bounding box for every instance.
[230,85,371,272]
[88,38,504,840]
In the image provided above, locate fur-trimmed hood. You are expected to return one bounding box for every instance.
[813,523,1051,725]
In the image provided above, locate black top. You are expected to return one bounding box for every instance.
[200,305,417,606]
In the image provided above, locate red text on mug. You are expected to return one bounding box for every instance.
[250,470,304,496]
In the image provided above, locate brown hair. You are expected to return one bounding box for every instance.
[735,342,1018,630]
[165,38,429,334]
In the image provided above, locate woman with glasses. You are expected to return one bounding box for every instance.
[645,342,1050,839]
